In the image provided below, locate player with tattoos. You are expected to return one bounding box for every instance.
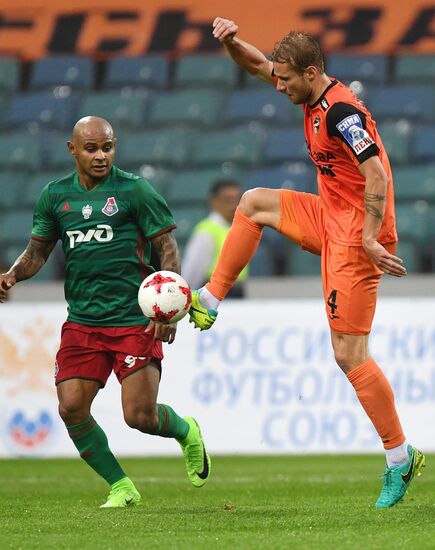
[189,19,424,508]
[0,116,210,508]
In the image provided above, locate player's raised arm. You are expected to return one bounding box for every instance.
[0,238,56,301]
[212,17,274,84]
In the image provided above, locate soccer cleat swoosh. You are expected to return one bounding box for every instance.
[401,452,415,484]
[196,447,209,480]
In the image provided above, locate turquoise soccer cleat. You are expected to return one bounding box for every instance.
[178,417,211,488]
[188,289,218,331]
[100,477,142,508]
[375,445,425,509]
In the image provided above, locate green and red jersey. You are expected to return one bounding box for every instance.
[32,165,176,326]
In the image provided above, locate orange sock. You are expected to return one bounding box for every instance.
[347,358,405,449]
[206,207,262,300]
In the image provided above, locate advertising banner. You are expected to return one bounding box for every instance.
[0,0,434,60]
[0,298,434,458]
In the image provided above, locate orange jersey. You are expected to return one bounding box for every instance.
[303,80,397,246]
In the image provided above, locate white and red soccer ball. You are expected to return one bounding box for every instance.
[138,271,191,324]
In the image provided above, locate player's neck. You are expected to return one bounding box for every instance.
[308,74,333,106]
[77,171,106,190]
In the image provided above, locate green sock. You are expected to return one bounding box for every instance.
[155,404,189,440]
[67,417,126,486]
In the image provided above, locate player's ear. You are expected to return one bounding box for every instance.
[305,66,317,81]
[67,140,76,157]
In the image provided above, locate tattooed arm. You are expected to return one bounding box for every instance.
[359,156,406,277]
[151,231,181,274]
[147,230,181,344]
[0,238,56,302]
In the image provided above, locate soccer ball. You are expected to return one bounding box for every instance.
[138,271,192,324]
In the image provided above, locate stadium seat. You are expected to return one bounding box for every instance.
[2,242,62,280]
[5,92,78,130]
[45,133,73,170]
[395,202,430,240]
[410,127,435,162]
[368,86,434,121]
[250,241,275,276]
[166,168,245,205]
[287,245,321,276]
[378,123,410,164]
[395,55,435,83]
[77,91,147,129]
[133,165,172,196]
[246,163,315,192]
[117,129,195,168]
[264,128,308,163]
[0,210,34,244]
[25,171,67,207]
[0,132,40,170]
[393,164,435,202]
[0,58,20,94]
[30,56,94,90]
[327,54,388,84]
[174,54,238,89]
[105,55,169,89]
[171,206,208,245]
[244,71,274,89]
[148,89,226,127]
[0,94,10,125]
[192,127,263,167]
[396,240,420,273]
[0,171,27,209]
[225,89,299,126]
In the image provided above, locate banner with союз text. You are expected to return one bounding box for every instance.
[0,299,434,457]
[0,0,434,60]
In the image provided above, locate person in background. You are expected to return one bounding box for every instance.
[182,179,248,298]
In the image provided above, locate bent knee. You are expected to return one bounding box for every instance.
[239,188,280,227]
[58,400,90,426]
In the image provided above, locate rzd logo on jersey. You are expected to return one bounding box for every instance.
[66,224,113,249]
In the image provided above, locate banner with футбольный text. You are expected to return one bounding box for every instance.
[0,0,434,60]
[0,298,434,457]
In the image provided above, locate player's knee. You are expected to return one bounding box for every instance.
[124,407,159,433]
[58,400,90,426]
[238,189,263,218]
[333,348,365,373]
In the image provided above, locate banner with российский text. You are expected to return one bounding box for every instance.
[0,299,434,457]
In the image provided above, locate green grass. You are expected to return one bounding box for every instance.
[0,455,433,549]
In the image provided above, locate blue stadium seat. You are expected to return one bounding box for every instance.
[0,171,27,209]
[368,86,434,121]
[0,210,33,244]
[25,171,67,207]
[246,163,315,192]
[0,132,40,170]
[148,89,226,127]
[117,128,195,168]
[30,56,94,90]
[5,92,78,130]
[327,54,388,84]
[264,128,308,163]
[225,89,297,126]
[250,241,275,276]
[192,127,263,167]
[378,122,410,164]
[175,54,238,89]
[77,91,148,129]
[287,246,321,276]
[396,240,420,273]
[395,55,435,83]
[410,127,435,162]
[0,58,20,94]
[393,164,435,201]
[244,71,274,89]
[396,202,430,240]
[105,55,169,89]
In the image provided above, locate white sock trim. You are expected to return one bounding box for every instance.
[199,287,221,310]
[385,441,409,467]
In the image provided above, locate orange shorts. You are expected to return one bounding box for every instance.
[277,189,396,335]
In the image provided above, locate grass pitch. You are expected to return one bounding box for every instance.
[0,455,433,549]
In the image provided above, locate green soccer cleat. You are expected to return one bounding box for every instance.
[178,417,211,488]
[100,477,142,508]
[188,289,218,331]
[375,445,425,509]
